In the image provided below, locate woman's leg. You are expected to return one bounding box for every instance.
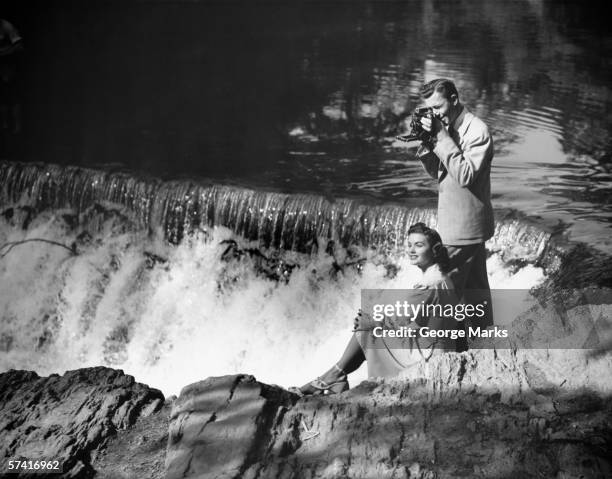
[302,334,365,392]
[337,334,366,374]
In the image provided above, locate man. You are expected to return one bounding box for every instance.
[414,78,494,330]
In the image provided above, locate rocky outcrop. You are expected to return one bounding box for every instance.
[0,355,610,478]
[166,350,612,479]
[0,367,164,478]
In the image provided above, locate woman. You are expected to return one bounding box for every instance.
[295,222,464,396]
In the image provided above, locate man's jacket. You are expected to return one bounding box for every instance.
[417,107,494,245]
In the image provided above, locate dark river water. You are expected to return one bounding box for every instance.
[2,0,611,251]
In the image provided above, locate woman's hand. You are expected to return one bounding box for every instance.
[353,309,361,330]
[353,308,376,331]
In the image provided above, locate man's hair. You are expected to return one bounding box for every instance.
[420,78,458,100]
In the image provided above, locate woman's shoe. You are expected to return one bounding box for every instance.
[293,364,349,396]
[299,376,349,395]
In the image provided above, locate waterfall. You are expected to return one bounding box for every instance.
[0,161,551,261]
[0,161,553,394]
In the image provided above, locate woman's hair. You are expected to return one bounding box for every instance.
[407,222,450,273]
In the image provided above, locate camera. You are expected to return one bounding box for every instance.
[396,107,434,143]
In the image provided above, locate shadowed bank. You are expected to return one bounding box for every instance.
[3,347,611,478]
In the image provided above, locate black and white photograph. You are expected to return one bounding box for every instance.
[1,0,611,477]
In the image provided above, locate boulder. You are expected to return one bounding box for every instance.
[0,367,164,478]
[165,375,295,479]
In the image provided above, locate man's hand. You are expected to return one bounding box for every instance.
[421,116,449,142]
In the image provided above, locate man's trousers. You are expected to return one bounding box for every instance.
[446,243,494,329]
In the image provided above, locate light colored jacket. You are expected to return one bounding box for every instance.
[417,107,494,245]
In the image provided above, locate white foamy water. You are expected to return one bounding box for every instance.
[0,209,546,396]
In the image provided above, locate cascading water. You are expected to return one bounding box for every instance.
[0,161,549,395]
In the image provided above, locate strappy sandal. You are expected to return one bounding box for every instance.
[290,364,349,396]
